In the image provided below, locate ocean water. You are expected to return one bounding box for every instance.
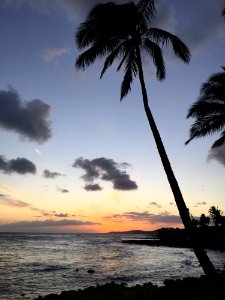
[0,232,224,300]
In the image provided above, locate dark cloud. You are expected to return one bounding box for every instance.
[149,202,161,208]
[0,155,36,175]
[0,219,101,232]
[84,184,102,191]
[54,213,68,218]
[207,145,225,167]
[106,211,182,225]
[43,169,64,179]
[73,157,138,191]
[174,0,225,52]
[0,87,51,142]
[56,186,69,193]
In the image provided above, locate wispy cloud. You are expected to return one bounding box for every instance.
[105,211,182,225]
[194,201,206,207]
[149,202,161,208]
[41,47,70,61]
[0,194,30,207]
[35,148,42,156]
[43,169,65,179]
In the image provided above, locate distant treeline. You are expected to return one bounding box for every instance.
[156,206,225,250]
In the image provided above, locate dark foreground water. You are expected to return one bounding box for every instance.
[0,232,224,300]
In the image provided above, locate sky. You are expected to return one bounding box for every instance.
[0,0,224,233]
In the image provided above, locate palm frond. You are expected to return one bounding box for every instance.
[100,43,124,78]
[76,2,121,50]
[137,0,156,21]
[186,114,225,144]
[148,28,190,63]
[212,130,225,148]
[144,39,165,80]
[120,51,138,100]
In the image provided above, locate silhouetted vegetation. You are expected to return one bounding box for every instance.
[35,273,225,300]
[124,206,225,250]
[75,0,216,277]
[186,67,225,148]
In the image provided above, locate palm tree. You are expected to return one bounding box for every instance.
[75,0,217,277]
[209,206,223,227]
[186,67,225,148]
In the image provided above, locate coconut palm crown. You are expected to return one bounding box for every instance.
[75,0,217,277]
[186,67,225,148]
[75,0,190,100]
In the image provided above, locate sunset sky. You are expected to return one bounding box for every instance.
[0,0,224,233]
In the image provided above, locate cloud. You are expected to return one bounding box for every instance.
[0,87,51,142]
[149,202,161,208]
[56,187,69,193]
[73,157,138,191]
[105,211,182,225]
[0,155,36,175]
[54,213,68,218]
[194,201,206,207]
[0,194,50,217]
[43,169,64,179]
[84,184,102,191]
[0,219,101,231]
[61,189,69,193]
[174,0,225,52]
[0,194,31,207]
[207,145,225,167]
[41,47,71,61]
[35,148,42,156]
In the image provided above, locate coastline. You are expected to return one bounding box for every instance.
[35,274,225,300]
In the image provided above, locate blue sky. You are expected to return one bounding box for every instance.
[0,0,224,233]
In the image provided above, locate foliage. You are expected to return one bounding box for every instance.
[75,0,190,101]
[186,67,225,148]
[35,274,225,300]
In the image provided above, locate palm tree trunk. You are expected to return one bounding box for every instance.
[135,46,217,278]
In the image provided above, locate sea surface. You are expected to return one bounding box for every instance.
[0,232,224,300]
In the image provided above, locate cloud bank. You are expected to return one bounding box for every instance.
[0,155,36,174]
[73,157,138,191]
[0,219,100,232]
[105,211,182,225]
[0,87,51,142]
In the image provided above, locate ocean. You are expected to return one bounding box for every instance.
[0,232,224,300]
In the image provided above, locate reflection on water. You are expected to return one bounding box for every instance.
[0,233,224,300]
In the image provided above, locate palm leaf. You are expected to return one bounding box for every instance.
[144,39,165,80]
[120,51,138,100]
[212,130,225,148]
[100,43,124,78]
[137,0,156,21]
[148,28,190,63]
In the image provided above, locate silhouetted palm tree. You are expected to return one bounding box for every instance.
[186,67,225,148]
[209,206,223,227]
[75,0,217,277]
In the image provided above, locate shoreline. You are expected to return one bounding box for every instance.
[35,273,225,300]
[122,238,225,251]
